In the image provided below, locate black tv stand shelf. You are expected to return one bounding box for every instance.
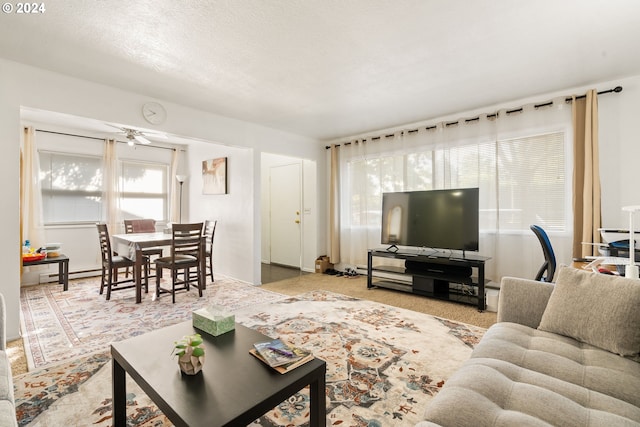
[367,248,491,311]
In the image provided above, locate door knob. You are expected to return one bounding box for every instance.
[295,220,300,224]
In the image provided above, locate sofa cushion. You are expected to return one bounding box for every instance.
[422,361,640,426]
[0,400,16,427]
[422,322,640,426]
[473,323,640,408]
[538,267,640,357]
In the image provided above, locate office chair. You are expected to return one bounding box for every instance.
[530,224,557,282]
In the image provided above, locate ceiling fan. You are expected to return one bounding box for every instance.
[107,124,167,146]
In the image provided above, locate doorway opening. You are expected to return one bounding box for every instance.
[260,152,317,284]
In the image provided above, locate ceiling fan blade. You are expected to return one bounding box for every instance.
[134,135,152,145]
[146,132,168,139]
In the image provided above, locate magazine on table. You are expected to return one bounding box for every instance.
[251,338,314,373]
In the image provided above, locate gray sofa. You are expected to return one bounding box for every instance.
[417,267,640,426]
[0,294,17,427]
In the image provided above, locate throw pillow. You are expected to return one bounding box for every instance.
[538,266,640,356]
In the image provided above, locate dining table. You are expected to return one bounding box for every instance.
[111,231,207,303]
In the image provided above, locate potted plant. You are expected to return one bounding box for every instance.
[173,333,205,375]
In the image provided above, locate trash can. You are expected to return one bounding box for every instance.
[485,289,499,312]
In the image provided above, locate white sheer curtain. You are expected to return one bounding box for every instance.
[102,139,120,233]
[20,126,46,249]
[337,97,573,282]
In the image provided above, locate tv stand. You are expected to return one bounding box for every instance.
[367,248,491,311]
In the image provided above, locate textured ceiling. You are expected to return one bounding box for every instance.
[2,0,640,141]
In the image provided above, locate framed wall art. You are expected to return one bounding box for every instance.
[202,157,227,195]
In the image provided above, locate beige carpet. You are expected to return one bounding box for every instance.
[260,273,497,329]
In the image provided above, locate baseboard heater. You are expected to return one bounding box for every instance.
[39,268,101,284]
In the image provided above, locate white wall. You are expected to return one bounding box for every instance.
[598,75,640,228]
[186,143,256,284]
[0,58,325,340]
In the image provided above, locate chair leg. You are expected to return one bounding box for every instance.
[106,267,115,300]
[100,266,106,295]
[156,267,162,299]
[209,254,214,282]
[172,269,178,304]
[143,256,150,293]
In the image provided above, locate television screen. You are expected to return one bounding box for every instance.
[381,188,479,251]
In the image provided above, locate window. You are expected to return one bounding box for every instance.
[39,152,169,225]
[120,161,168,221]
[39,151,103,224]
[345,130,566,233]
[496,132,565,231]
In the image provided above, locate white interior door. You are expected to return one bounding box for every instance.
[270,163,301,267]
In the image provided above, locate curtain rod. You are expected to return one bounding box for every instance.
[34,129,178,152]
[325,85,623,149]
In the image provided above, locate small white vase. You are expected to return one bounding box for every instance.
[178,346,205,375]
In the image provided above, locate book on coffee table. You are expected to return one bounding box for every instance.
[251,339,314,373]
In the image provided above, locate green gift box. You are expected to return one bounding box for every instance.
[192,305,235,336]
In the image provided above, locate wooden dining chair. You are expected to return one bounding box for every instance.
[96,223,147,300]
[124,219,157,233]
[154,222,204,303]
[123,219,164,280]
[204,220,217,282]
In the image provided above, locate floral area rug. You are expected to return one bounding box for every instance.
[19,275,287,370]
[15,288,485,426]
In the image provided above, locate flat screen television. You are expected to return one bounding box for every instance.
[381,188,479,252]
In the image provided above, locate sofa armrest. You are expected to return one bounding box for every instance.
[497,277,555,328]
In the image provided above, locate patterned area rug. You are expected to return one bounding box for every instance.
[19,275,287,370]
[15,287,485,426]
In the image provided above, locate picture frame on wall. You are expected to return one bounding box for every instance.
[202,157,227,194]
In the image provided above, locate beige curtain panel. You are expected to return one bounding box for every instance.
[20,126,46,250]
[572,89,602,258]
[103,138,120,234]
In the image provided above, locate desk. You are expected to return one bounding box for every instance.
[111,322,326,427]
[573,260,626,276]
[112,232,206,303]
[22,255,69,291]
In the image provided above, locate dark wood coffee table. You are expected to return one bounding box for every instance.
[111,322,326,427]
